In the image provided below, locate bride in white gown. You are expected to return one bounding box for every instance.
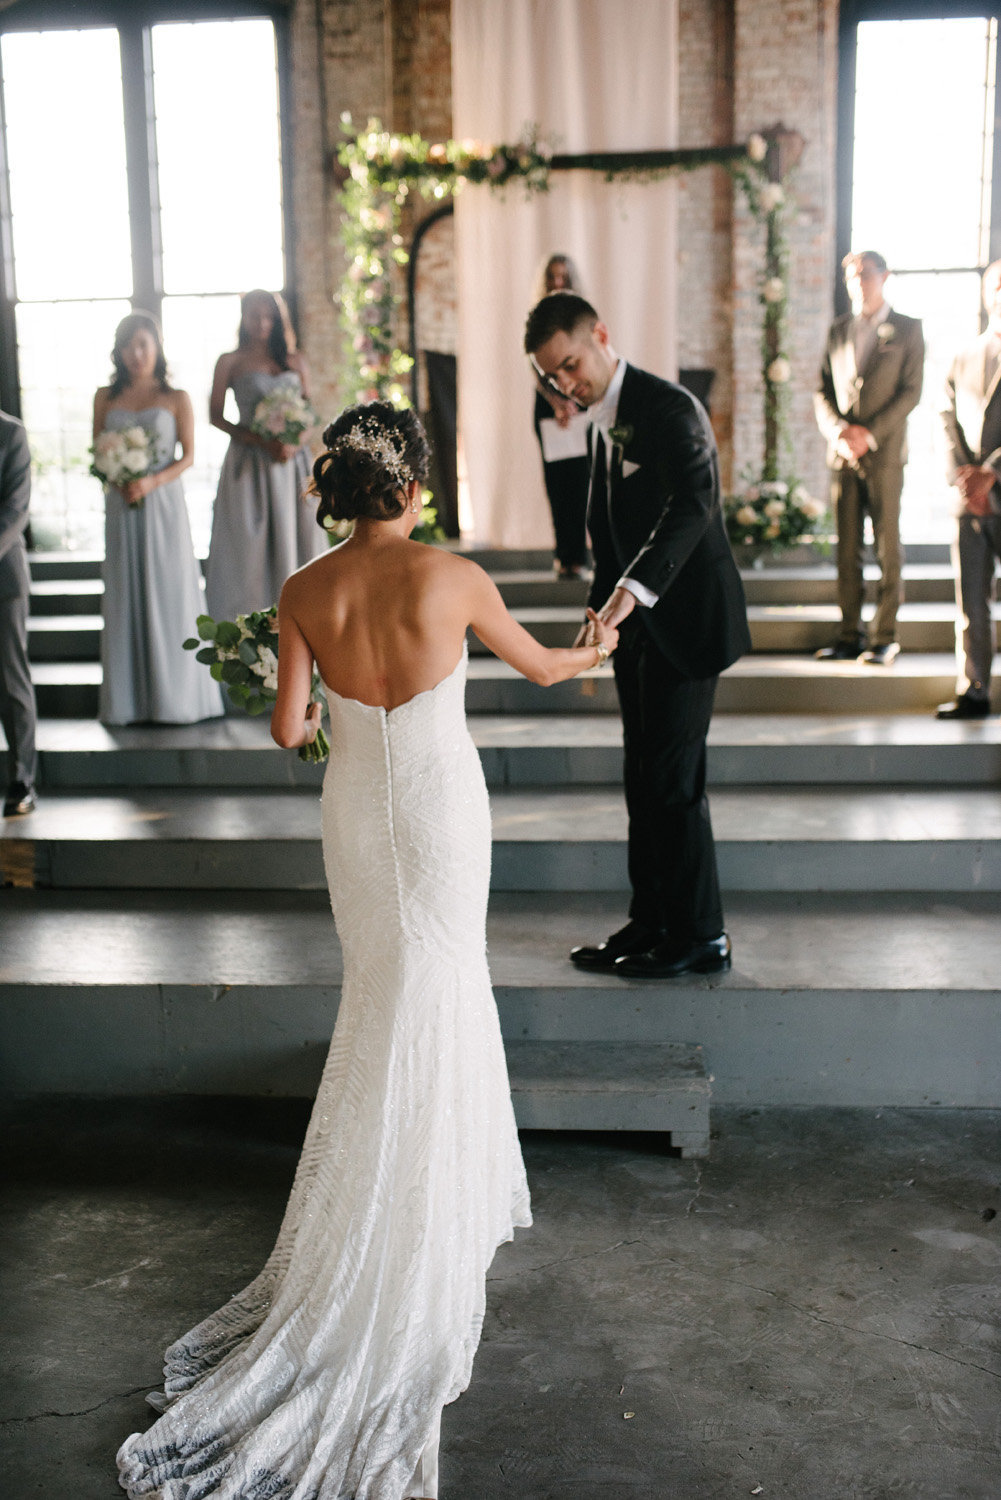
[116,402,617,1500]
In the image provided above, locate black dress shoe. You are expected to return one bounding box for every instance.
[3,781,37,817]
[936,694,991,720]
[814,641,864,661]
[570,919,662,971]
[614,932,732,979]
[860,642,899,666]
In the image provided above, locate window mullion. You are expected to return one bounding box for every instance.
[119,20,163,319]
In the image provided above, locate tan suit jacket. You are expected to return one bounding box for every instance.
[814,308,924,470]
[941,331,1001,513]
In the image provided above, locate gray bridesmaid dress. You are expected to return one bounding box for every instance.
[100,406,223,725]
[204,369,324,623]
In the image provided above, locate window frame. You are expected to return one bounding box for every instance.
[0,0,296,420]
[837,0,1001,318]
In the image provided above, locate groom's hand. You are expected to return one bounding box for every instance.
[594,587,637,629]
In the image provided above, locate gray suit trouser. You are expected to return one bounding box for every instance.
[832,461,904,645]
[953,511,1001,699]
[0,591,37,785]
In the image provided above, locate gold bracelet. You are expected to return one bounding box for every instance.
[594,642,609,667]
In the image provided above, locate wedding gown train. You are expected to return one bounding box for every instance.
[117,646,531,1498]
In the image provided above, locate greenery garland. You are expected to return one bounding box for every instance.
[335,119,825,553]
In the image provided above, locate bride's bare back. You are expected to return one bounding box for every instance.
[269,402,616,751]
[280,526,475,710]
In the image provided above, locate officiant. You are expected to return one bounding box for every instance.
[530,254,591,578]
[524,292,751,979]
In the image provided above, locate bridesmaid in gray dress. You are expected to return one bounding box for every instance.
[93,312,222,725]
[205,290,323,623]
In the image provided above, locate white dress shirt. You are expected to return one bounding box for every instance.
[589,359,658,609]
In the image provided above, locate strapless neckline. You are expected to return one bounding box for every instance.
[324,644,466,716]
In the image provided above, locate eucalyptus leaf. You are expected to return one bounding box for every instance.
[196,615,218,641]
[182,637,199,651]
[209,661,224,682]
[216,620,242,648]
[237,640,259,667]
[195,646,217,665]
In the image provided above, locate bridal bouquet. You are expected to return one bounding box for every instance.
[90,426,160,506]
[183,608,330,763]
[250,386,318,448]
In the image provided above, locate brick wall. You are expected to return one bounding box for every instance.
[287,0,838,498]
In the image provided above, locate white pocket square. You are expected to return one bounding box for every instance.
[622,459,641,478]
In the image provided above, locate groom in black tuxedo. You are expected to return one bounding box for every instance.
[525,293,750,977]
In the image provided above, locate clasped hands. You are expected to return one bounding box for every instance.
[955,464,996,517]
[835,424,872,469]
[573,587,634,654]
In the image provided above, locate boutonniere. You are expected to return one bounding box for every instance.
[876,322,895,343]
[608,422,633,454]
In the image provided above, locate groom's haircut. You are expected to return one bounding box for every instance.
[843,249,888,275]
[524,291,599,355]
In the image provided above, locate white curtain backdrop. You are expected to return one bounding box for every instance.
[451,0,679,547]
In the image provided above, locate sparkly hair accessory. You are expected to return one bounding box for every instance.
[330,417,412,486]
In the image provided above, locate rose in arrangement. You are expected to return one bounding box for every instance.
[250,382,318,449]
[724,478,827,552]
[183,608,330,763]
[90,426,160,506]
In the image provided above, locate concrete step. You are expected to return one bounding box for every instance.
[28,615,102,661]
[25,653,982,718]
[26,713,1001,789]
[30,579,104,615]
[27,551,104,581]
[745,602,995,654]
[505,1040,709,1152]
[1,889,996,1107]
[3,785,998,892]
[22,602,989,664]
[490,564,960,609]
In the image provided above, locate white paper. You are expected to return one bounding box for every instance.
[539,412,590,463]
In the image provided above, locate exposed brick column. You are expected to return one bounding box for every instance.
[731,0,839,497]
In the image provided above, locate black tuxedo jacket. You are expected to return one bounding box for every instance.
[588,364,751,678]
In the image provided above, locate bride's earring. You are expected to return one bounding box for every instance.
[409,485,419,515]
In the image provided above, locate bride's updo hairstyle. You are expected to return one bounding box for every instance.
[312,402,430,527]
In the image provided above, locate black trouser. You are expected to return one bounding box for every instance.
[533,396,589,570]
[612,619,723,943]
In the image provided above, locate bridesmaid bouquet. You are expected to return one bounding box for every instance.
[183,608,330,763]
[90,426,159,506]
[250,387,318,448]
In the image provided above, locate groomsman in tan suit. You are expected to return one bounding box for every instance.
[814,251,925,664]
[937,260,1001,719]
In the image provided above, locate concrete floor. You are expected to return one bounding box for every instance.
[2,1101,999,1499]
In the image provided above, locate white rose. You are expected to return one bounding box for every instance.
[759,183,785,213]
[762,481,788,497]
[763,277,785,303]
[797,495,826,519]
[251,645,279,679]
[764,498,786,517]
[877,322,895,341]
[736,505,759,527]
[765,522,781,538]
[747,133,768,163]
[767,357,791,384]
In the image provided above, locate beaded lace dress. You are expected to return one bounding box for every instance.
[117,646,532,1499]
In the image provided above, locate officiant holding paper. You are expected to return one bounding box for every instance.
[531,255,591,577]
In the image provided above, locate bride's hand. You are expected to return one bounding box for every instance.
[586,607,618,657]
[304,701,323,744]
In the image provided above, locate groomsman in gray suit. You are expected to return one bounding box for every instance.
[814,250,924,664]
[0,409,37,815]
[937,260,1001,719]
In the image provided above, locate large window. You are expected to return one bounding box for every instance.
[0,7,289,552]
[840,4,1001,539]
